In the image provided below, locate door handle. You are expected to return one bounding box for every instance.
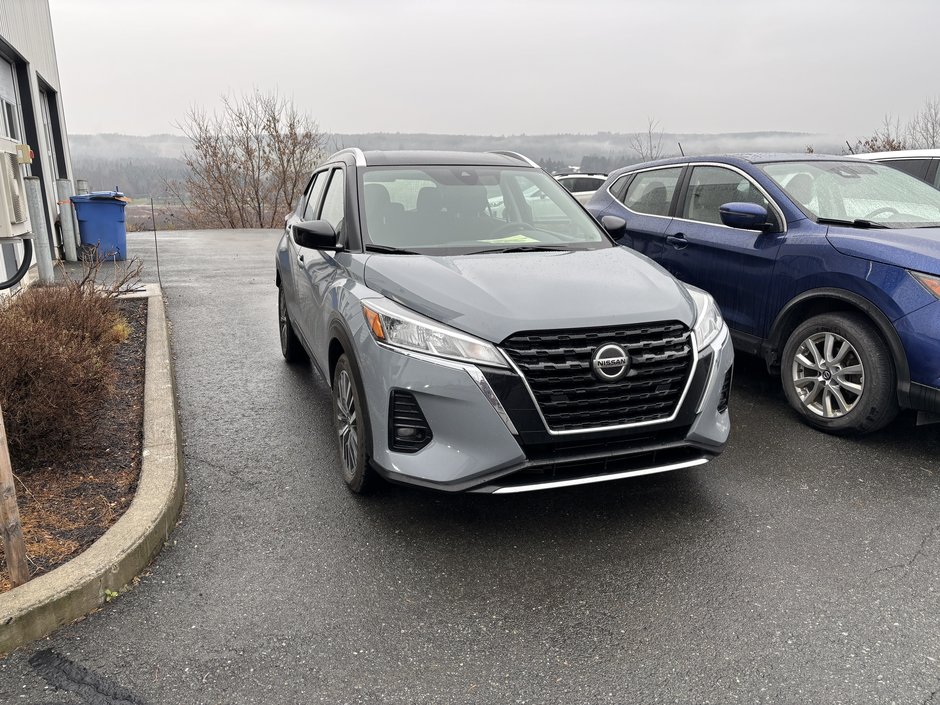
[665,233,688,250]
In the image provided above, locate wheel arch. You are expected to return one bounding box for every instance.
[327,315,374,458]
[327,316,357,388]
[763,288,911,405]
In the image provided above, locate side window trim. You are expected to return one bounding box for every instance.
[674,162,786,233]
[318,166,346,243]
[302,168,332,222]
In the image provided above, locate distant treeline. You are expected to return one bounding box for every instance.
[69,130,845,199]
[72,156,189,198]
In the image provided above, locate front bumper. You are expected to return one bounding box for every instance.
[360,326,733,493]
[894,300,940,414]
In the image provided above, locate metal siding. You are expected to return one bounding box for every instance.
[0,0,72,272]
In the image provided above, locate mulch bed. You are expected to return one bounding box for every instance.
[0,297,147,593]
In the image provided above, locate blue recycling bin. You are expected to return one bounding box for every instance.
[70,191,128,261]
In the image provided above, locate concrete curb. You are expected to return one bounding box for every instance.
[0,284,184,653]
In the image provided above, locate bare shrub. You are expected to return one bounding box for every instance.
[168,90,327,229]
[0,286,126,466]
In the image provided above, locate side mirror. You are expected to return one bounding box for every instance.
[601,214,626,235]
[719,202,769,231]
[292,220,340,251]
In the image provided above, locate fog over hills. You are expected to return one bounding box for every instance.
[69,131,846,197]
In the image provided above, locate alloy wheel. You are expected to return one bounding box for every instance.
[791,331,865,418]
[335,370,359,476]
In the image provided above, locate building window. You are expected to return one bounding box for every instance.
[1,100,17,140]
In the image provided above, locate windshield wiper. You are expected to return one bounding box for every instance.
[816,217,889,229]
[466,245,573,255]
[365,245,422,255]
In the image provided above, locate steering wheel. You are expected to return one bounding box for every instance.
[863,206,899,220]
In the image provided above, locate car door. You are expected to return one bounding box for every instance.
[603,166,684,260]
[296,166,346,370]
[284,172,326,317]
[660,164,785,337]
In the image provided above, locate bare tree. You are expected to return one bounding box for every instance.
[630,117,665,162]
[907,96,940,148]
[169,90,327,229]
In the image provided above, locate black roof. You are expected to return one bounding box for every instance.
[361,150,530,167]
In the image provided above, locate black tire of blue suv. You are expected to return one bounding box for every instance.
[279,287,308,364]
[780,312,899,434]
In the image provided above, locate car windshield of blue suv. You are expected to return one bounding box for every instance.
[763,160,940,228]
[358,166,611,254]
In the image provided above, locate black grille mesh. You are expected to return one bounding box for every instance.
[501,322,694,431]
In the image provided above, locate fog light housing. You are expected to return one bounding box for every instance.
[389,390,433,452]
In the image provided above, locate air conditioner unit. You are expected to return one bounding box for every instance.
[0,136,30,239]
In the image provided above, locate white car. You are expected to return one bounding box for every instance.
[555,173,607,204]
[853,149,940,189]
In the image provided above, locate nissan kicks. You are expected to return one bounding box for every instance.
[276,149,733,493]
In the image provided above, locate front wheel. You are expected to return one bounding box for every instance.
[332,354,375,493]
[780,312,898,435]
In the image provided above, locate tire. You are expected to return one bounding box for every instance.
[278,286,308,364]
[332,353,376,493]
[780,312,899,435]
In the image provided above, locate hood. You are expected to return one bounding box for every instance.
[826,226,940,275]
[363,247,695,343]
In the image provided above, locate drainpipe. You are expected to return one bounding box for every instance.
[55,179,79,262]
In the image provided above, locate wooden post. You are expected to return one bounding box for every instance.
[0,400,29,586]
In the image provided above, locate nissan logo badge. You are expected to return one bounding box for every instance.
[591,343,630,382]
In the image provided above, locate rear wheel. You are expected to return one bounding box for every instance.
[332,354,375,493]
[780,312,898,434]
[278,286,307,363]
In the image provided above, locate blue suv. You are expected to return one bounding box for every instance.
[586,154,940,434]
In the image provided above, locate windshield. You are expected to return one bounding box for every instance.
[358,166,610,254]
[762,160,940,228]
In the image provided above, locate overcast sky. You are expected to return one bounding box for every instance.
[48,0,939,138]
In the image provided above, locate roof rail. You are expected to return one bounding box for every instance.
[487,150,540,168]
[326,147,367,166]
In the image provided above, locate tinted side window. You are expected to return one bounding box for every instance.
[557,177,577,193]
[683,166,772,226]
[609,175,630,201]
[572,177,603,193]
[880,158,930,182]
[621,168,682,216]
[302,171,328,221]
[319,169,345,238]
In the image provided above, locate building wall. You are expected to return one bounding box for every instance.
[0,0,73,285]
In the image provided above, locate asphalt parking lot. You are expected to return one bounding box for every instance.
[1,229,938,705]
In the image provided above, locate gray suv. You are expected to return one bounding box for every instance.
[276,149,733,494]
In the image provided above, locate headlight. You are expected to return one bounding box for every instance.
[910,270,940,299]
[362,300,507,368]
[686,287,725,350]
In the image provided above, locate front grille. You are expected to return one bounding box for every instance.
[501,321,694,431]
[389,390,432,452]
